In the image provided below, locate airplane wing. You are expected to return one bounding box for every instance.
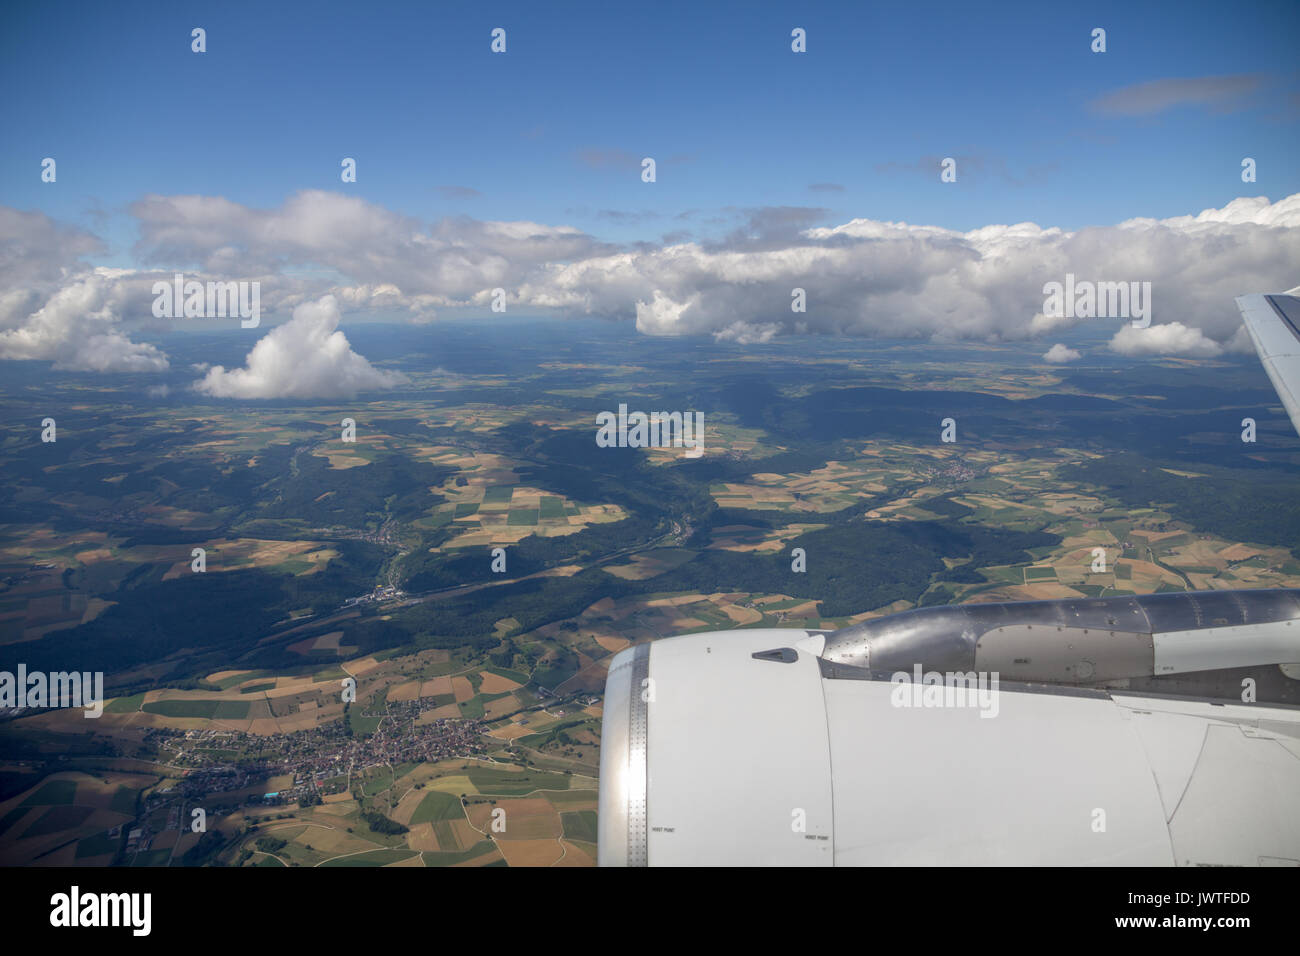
[1235,289,1300,436]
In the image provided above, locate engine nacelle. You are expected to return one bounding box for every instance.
[598,605,1300,866]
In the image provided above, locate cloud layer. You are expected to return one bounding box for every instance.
[3,189,1298,385]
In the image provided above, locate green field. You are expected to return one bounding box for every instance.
[104,693,145,713]
[0,807,30,836]
[422,841,497,867]
[142,699,250,719]
[543,790,597,810]
[211,670,272,690]
[132,848,173,866]
[561,810,597,843]
[23,804,93,837]
[466,766,570,796]
[482,485,514,505]
[410,790,463,825]
[319,848,417,867]
[75,831,121,858]
[21,779,76,806]
[110,786,139,814]
[484,664,530,684]
[348,709,383,736]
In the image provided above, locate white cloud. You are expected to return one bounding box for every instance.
[0,272,168,372]
[193,296,407,399]
[1108,321,1223,358]
[714,321,781,344]
[519,193,1300,351]
[130,190,603,304]
[2,190,1298,375]
[1042,343,1082,364]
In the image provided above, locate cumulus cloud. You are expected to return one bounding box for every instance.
[1042,343,1082,364]
[525,193,1300,351]
[193,296,407,399]
[0,209,169,372]
[130,190,606,308]
[0,270,168,372]
[1108,321,1223,358]
[3,189,1298,375]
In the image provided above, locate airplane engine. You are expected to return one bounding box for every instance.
[597,591,1300,866]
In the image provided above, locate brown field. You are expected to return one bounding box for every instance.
[450,677,474,702]
[593,633,629,653]
[160,538,335,580]
[295,825,377,857]
[406,822,439,852]
[347,657,381,676]
[708,523,817,554]
[391,788,428,827]
[387,681,421,703]
[421,676,454,696]
[313,449,370,469]
[479,672,521,694]
[206,669,251,684]
[314,631,346,650]
[419,703,461,722]
[488,722,535,741]
[1219,543,1261,561]
[554,840,596,867]
[452,843,505,867]
[483,696,520,720]
[449,819,481,848]
[466,797,562,841]
[496,839,565,867]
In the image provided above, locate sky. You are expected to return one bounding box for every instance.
[1,0,1299,393]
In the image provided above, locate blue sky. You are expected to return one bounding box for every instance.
[2,0,1298,383]
[4,0,1298,253]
